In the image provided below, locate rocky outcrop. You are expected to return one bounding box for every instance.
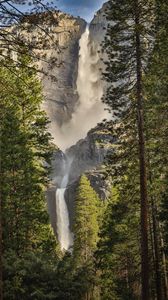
[38,14,86,126]
[89,1,109,99]
[66,124,113,183]
[37,14,86,126]
[89,2,109,45]
[10,11,86,127]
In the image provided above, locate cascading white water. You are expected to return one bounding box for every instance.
[55,26,109,251]
[55,173,73,251]
[57,26,109,150]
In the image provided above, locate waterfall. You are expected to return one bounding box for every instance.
[59,26,109,149]
[76,26,104,114]
[55,26,109,251]
[55,172,73,251]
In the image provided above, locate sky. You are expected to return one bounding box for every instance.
[55,0,106,22]
[4,1,106,23]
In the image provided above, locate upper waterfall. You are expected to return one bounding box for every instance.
[57,25,109,150]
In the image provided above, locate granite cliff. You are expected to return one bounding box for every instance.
[8,11,86,127]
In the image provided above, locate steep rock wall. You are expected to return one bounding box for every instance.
[38,14,86,127]
[90,2,109,45]
[10,12,86,127]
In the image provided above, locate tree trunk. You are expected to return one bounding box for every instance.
[0,119,3,299]
[135,1,149,299]
[159,224,168,300]
[0,193,2,300]
[151,198,162,300]
[147,156,163,300]
[148,209,157,300]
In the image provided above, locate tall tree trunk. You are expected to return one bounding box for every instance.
[147,155,163,300]
[0,119,3,300]
[0,192,2,300]
[151,198,162,300]
[148,208,157,299]
[159,224,168,300]
[135,1,149,299]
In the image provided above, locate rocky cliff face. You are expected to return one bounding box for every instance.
[89,1,109,98]
[90,2,109,45]
[10,11,86,127]
[37,14,86,127]
[38,14,86,127]
[64,124,114,229]
[66,124,112,183]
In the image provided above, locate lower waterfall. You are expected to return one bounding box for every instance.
[55,173,73,251]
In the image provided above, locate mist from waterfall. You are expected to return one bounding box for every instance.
[51,26,109,151]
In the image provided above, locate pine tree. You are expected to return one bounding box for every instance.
[0,55,58,298]
[0,56,55,254]
[73,175,99,263]
[103,1,157,298]
[96,174,141,299]
[73,175,100,299]
[144,1,168,298]
[102,0,168,298]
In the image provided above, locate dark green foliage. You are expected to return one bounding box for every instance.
[0,55,61,298]
[0,56,56,255]
[96,185,141,299]
[73,175,100,265]
[160,174,168,255]
[103,0,155,118]
[72,175,101,299]
[3,250,59,300]
[96,0,168,299]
